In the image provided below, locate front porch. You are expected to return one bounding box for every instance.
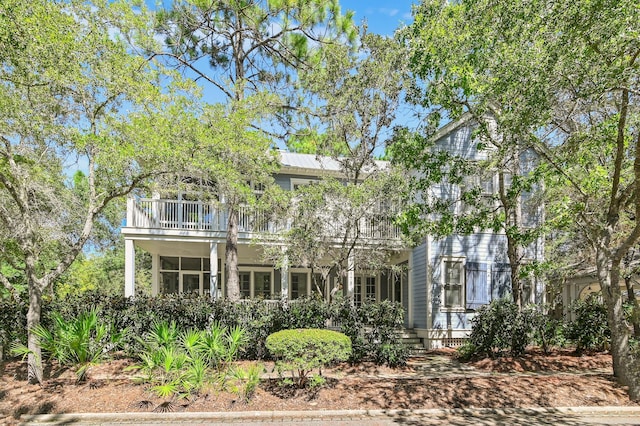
[123,239,410,313]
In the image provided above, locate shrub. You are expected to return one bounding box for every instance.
[329,297,407,366]
[0,298,27,358]
[565,294,610,353]
[133,320,250,398]
[276,296,329,330]
[467,298,536,357]
[530,309,568,353]
[266,328,351,387]
[13,308,125,382]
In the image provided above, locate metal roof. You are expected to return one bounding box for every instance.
[277,150,388,173]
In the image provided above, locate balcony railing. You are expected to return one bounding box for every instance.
[126,198,402,241]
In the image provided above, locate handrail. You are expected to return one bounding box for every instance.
[127,198,402,240]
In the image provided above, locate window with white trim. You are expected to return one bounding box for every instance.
[354,274,377,306]
[254,271,272,299]
[291,178,319,191]
[443,259,464,309]
[239,271,251,299]
[159,256,211,295]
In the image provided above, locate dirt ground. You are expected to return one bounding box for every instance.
[0,349,636,425]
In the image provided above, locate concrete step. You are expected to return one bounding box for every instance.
[403,343,425,349]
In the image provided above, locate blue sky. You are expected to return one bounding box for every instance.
[341,1,415,35]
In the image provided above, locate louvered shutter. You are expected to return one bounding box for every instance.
[466,262,488,309]
[491,263,512,300]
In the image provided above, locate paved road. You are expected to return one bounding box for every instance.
[19,407,640,425]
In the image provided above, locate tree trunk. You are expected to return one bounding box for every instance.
[507,236,523,309]
[26,281,43,384]
[596,248,640,400]
[624,275,640,338]
[225,205,240,301]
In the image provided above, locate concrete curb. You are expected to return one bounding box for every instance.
[19,406,640,424]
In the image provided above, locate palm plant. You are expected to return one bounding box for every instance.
[13,308,125,382]
[133,320,251,399]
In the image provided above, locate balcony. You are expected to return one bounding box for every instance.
[125,198,403,243]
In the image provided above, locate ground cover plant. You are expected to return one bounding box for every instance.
[132,320,250,399]
[11,308,124,383]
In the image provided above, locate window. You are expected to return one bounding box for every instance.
[443,259,464,308]
[365,277,376,302]
[254,271,272,299]
[461,173,496,214]
[354,274,377,306]
[181,257,201,271]
[291,178,319,191]
[239,272,251,299]
[463,174,494,195]
[160,272,179,294]
[159,256,214,296]
[291,272,308,299]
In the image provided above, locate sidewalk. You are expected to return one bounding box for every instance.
[19,407,640,425]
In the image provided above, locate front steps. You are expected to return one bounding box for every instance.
[398,329,427,356]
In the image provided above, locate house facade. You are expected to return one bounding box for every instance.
[122,151,411,317]
[406,117,545,347]
[121,121,544,349]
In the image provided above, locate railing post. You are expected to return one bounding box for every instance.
[126,197,134,227]
[152,199,159,228]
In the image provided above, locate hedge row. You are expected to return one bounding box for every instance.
[0,292,406,365]
[459,295,612,359]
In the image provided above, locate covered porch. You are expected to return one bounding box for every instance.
[123,238,410,311]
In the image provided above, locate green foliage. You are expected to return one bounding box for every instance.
[565,295,611,353]
[276,297,330,330]
[0,0,202,382]
[530,311,568,354]
[329,297,408,366]
[133,320,250,398]
[56,241,152,298]
[16,308,125,382]
[266,329,351,388]
[0,298,27,358]
[456,342,478,362]
[23,293,407,368]
[465,298,537,358]
[228,362,263,402]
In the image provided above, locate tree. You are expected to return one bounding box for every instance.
[0,0,197,383]
[154,0,356,300]
[56,238,153,298]
[394,1,545,309]
[402,0,640,398]
[263,29,410,299]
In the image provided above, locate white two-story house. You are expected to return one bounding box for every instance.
[121,119,544,348]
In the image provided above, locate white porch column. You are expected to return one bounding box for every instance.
[210,242,219,298]
[124,239,135,297]
[281,251,289,301]
[347,252,355,302]
[152,254,159,295]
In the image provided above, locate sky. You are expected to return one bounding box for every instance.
[340,1,415,35]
